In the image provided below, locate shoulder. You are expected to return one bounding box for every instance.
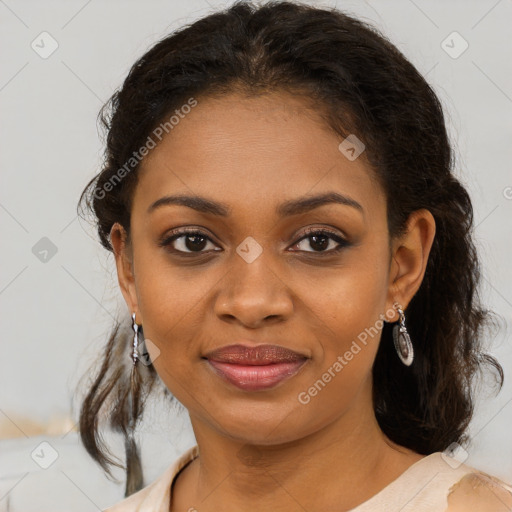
[444,471,512,511]
[102,445,200,512]
[103,487,148,512]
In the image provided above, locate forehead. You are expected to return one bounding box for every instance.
[133,91,384,222]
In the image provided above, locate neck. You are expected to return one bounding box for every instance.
[172,379,422,512]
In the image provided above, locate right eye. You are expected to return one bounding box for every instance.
[159,229,222,255]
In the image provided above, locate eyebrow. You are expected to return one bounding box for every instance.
[147,191,364,217]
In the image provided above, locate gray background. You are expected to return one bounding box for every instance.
[1,0,511,509]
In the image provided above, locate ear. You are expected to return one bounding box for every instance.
[110,222,141,323]
[386,209,436,320]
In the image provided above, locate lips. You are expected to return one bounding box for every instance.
[205,344,307,364]
[204,343,308,391]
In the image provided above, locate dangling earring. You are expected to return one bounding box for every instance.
[392,302,414,366]
[125,312,143,496]
[131,312,140,366]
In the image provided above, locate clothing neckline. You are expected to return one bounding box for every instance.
[166,446,447,511]
[344,451,444,511]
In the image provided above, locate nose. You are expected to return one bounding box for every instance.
[213,255,294,329]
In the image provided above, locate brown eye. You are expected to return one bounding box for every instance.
[291,229,349,254]
[159,230,221,254]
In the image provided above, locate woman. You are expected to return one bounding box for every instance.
[77,1,512,510]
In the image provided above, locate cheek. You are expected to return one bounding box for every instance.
[133,240,214,328]
[290,244,389,399]
[131,249,204,368]
[295,247,390,347]
[293,270,386,426]
[296,283,383,406]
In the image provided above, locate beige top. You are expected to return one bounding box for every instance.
[104,445,512,512]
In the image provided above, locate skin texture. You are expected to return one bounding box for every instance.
[111,91,437,511]
[445,472,512,511]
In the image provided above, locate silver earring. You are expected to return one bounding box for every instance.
[126,313,144,495]
[392,302,414,366]
[131,312,140,366]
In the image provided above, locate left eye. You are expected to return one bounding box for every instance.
[290,230,349,254]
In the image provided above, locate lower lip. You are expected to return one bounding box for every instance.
[207,359,307,391]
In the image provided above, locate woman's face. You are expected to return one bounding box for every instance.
[114,91,405,447]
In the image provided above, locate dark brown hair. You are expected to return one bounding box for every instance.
[77,0,504,497]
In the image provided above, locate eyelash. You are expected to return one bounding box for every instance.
[158,227,350,257]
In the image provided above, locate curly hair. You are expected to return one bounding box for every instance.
[77,0,504,497]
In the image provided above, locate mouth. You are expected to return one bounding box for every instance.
[203,343,308,391]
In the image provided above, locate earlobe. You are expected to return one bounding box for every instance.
[110,222,139,318]
[386,209,436,314]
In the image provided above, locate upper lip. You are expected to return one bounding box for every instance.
[204,343,308,365]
